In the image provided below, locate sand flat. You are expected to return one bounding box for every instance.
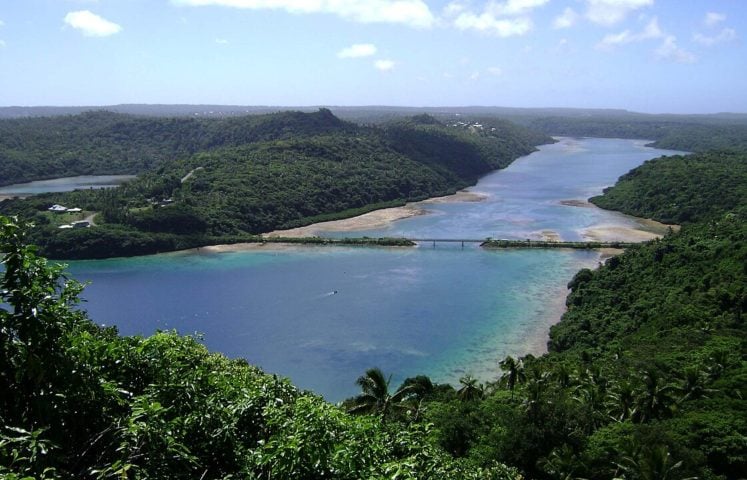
[265,190,487,238]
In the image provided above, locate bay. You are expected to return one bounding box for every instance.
[67,137,684,401]
[0,175,136,196]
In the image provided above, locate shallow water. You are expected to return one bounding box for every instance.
[0,175,135,195]
[67,138,683,401]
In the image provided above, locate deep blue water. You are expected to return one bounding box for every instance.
[66,138,683,401]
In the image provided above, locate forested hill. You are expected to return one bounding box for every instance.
[0,108,357,186]
[526,116,747,152]
[0,111,551,258]
[590,151,747,224]
[389,146,746,480]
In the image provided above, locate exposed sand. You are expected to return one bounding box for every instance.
[559,199,595,208]
[264,204,426,238]
[581,216,678,243]
[536,230,562,242]
[421,191,488,204]
[192,243,309,254]
[265,190,487,239]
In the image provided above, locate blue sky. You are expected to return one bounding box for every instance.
[0,0,745,113]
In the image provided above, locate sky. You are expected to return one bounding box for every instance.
[0,0,745,113]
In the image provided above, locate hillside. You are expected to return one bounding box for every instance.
[396,148,747,479]
[590,151,747,224]
[0,109,356,186]
[526,116,747,152]
[0,111,552,259]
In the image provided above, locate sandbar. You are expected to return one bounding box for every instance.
[265,190,487,239]
[559,199,595,208]
[581,217,678,243]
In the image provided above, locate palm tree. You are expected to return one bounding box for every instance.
[633,369,676,423]
[499,356,526,399]
[677,366,713,403]
[606,379,637,422]
[540,444,584,480]
[616,443,691,480]
[457,374,484,401]
[348,367,413,421]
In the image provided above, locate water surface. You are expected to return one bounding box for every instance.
[67,138,683,401]
[0,175,136,196]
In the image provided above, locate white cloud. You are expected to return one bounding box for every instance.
[453,12,533,37]
[585,0,653,26]
[469,70,480,80]
[63,10,122,37]
[172,0,435,28]
[0,40,5,48]
[655,35,696,63]
[693,28,737,46]
[704,12,726,28]
[486,0,549,16]
[487,66,502,76]
[374,59,395,71]
[337,43,377,58]
[444,0,546,37]
[215,38,229,44]
[596,17,662,48]
[553,7,578,29]
[0,19,5,27]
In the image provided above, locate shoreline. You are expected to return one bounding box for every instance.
[265,190,487,238]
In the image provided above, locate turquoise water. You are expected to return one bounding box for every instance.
[66,138,683,401]
[0,175,135,195]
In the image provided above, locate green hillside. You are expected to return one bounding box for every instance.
[0,109,356,186]
[392,147,747,480]
[0,111,551,259]
[590,151,747,224]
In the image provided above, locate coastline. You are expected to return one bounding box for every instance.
[265,190,487,238]
[581,217,678,243]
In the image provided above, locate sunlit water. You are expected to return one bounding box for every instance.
[66,138,683,401]
[0,175,135,196]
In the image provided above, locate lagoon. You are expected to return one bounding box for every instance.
[67,138,683,401]
[0,174,136,196]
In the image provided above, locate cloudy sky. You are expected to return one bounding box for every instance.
[0,0,744,113]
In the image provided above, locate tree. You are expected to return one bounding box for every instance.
[348,367,413,421]
[633,369,676,423]
[499,356,525,399]
[457,375,484,402]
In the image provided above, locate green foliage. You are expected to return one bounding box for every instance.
[1,110,550,259]
[0,216,521,479]
[528,116,747,152]
[412,152,746,479]
[590,151,747,224]
[0,109,354,186]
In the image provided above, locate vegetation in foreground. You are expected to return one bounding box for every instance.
[0,216,518,479]
[2,113,745,479]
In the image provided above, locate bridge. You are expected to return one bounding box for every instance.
[410,238,636,249]
[258,236,638,249]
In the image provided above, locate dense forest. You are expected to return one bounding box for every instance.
[0,109,358,186]
[590,151,747,224]
[0,110,550,259]
[1,105,746,478]
[388,145,746,480]
[526,116,747,152]
[2,138,746,478]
